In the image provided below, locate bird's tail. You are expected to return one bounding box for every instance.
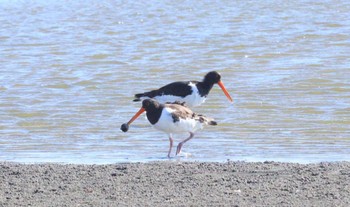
[197,115,217,126]
[208,120,218,126]
[133,93,145,102]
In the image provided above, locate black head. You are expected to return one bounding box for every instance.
[141,99,163,125]
[203,71,221,85]
[142,99,161,111]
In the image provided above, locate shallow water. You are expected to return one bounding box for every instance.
[0,0,349,164]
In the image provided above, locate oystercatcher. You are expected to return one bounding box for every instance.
[133,71,233,107]
[121,99,217,158]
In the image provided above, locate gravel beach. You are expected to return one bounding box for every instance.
[1,161,350,206]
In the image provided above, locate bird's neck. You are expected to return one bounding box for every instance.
[146,105,164,125]
[197,81,215,97]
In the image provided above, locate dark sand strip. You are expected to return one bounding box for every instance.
[1,161,350,206]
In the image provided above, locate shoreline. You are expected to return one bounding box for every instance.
[1,161,350,206]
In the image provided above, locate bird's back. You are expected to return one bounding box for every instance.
[152,102,216,134]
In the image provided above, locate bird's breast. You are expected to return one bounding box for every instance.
[183,82,206,107]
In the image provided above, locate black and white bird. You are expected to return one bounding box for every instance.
[133,71,233,107]
[121,99,217,158]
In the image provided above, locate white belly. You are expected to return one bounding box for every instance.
[153,108,203,134]
[154,82,206,107]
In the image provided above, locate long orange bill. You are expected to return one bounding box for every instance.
[127,107,146,126]
[218,80,233,103]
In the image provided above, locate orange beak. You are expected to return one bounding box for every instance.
[217,80,233,103]
[127,107,146,126]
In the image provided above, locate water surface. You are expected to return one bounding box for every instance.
[0,0,349,164]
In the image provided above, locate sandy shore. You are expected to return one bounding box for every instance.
[1,161,350,206]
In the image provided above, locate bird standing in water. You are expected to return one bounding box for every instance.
[121,99,217,158]
[133,71,233,107]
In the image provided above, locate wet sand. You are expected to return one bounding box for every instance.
[1,161,350,206]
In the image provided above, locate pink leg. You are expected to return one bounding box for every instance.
[176,132,194,155]
[167,135,173,158]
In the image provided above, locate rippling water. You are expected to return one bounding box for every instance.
[1,0,349,164]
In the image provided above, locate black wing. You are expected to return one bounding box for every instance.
[134,81,196,101]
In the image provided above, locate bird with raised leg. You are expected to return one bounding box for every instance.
[121,99,217,158]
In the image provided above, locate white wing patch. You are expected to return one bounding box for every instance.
[153,82,206,107]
